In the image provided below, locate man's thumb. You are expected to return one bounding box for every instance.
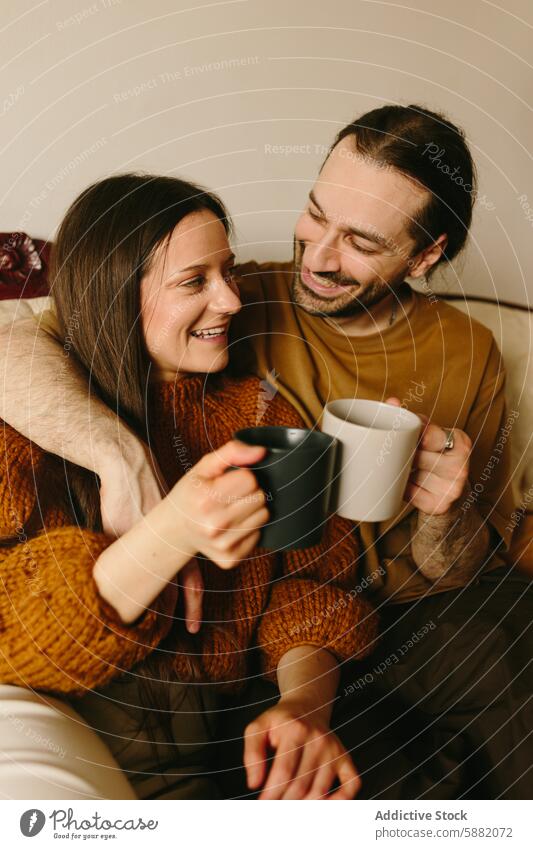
[193,439,267,480]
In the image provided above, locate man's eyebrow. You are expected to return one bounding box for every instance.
[345,224,391,249]
[308,191,391,248]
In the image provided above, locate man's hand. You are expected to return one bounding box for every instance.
[385,398,491,580]
[99,442,167,538]
[386,397,472,515]
[243,699,361,800]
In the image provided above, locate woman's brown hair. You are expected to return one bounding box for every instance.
[53,172,232,504]
[50,173,233,753]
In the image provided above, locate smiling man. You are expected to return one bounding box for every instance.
[1,103,530,799]
[229,110,511,607]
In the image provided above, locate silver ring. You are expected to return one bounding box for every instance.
[443,429,455,452]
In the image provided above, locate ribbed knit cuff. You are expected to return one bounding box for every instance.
[256,578,379,685]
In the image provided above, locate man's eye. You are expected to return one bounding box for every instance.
[351,241,377,255]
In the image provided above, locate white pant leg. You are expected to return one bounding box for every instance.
[0,685,136,799]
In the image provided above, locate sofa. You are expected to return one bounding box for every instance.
[0,232,531,799]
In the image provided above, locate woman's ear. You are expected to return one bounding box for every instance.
[409,234,448,279]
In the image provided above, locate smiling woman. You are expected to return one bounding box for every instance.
[140,209,240,380]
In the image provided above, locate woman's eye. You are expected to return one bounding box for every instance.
[182,276,205,288]
[224,267,239,284]
[308,208,325,223]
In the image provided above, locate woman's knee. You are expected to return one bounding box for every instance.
[0,685,136,799]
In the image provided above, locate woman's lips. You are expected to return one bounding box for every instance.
[190,322,230,343]
[191,332,228,344]
[300,266,351,297]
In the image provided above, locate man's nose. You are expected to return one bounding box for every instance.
[305,230,341,273]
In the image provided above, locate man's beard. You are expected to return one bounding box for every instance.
[291,238,407,319]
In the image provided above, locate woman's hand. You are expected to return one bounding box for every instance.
[169,439,270,569]
[94,439,269,625]
[99,441,206,633]
[176,558,204,634]
[243,699,361,800]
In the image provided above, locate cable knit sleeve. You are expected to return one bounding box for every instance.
[229,384,379,682]
[256,516,379,685]
[0,528,177,696]
[0,423,176,697]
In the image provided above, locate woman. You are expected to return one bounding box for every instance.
[0,174,377,800]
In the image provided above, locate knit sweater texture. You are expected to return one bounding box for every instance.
[0,373,377,697]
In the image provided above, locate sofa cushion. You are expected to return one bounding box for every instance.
[440,295,532,510]
[0,295,52,326]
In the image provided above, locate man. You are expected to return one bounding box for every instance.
[1,104,531,798]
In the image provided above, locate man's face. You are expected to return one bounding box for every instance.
[292,139,431,318]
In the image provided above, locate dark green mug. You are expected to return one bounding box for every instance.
[232,425,339,550]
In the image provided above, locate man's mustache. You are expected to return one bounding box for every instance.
[298,264,361,288]
[305,270,360,287]
[295,240,361,288]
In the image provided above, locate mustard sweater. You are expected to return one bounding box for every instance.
[0,373,377,697]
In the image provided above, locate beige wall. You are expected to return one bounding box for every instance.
[1,0,532,304]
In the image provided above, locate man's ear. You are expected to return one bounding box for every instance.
[409,234,448,278]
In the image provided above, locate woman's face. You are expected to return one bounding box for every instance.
[141,209,241,380]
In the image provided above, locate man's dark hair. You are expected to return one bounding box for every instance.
[327,104,477,273]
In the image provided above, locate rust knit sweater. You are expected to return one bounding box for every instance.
[0,373,378,697]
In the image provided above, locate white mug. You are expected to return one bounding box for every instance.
[321,398,423,522]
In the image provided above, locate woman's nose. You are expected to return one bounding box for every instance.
[210,276,242,315]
